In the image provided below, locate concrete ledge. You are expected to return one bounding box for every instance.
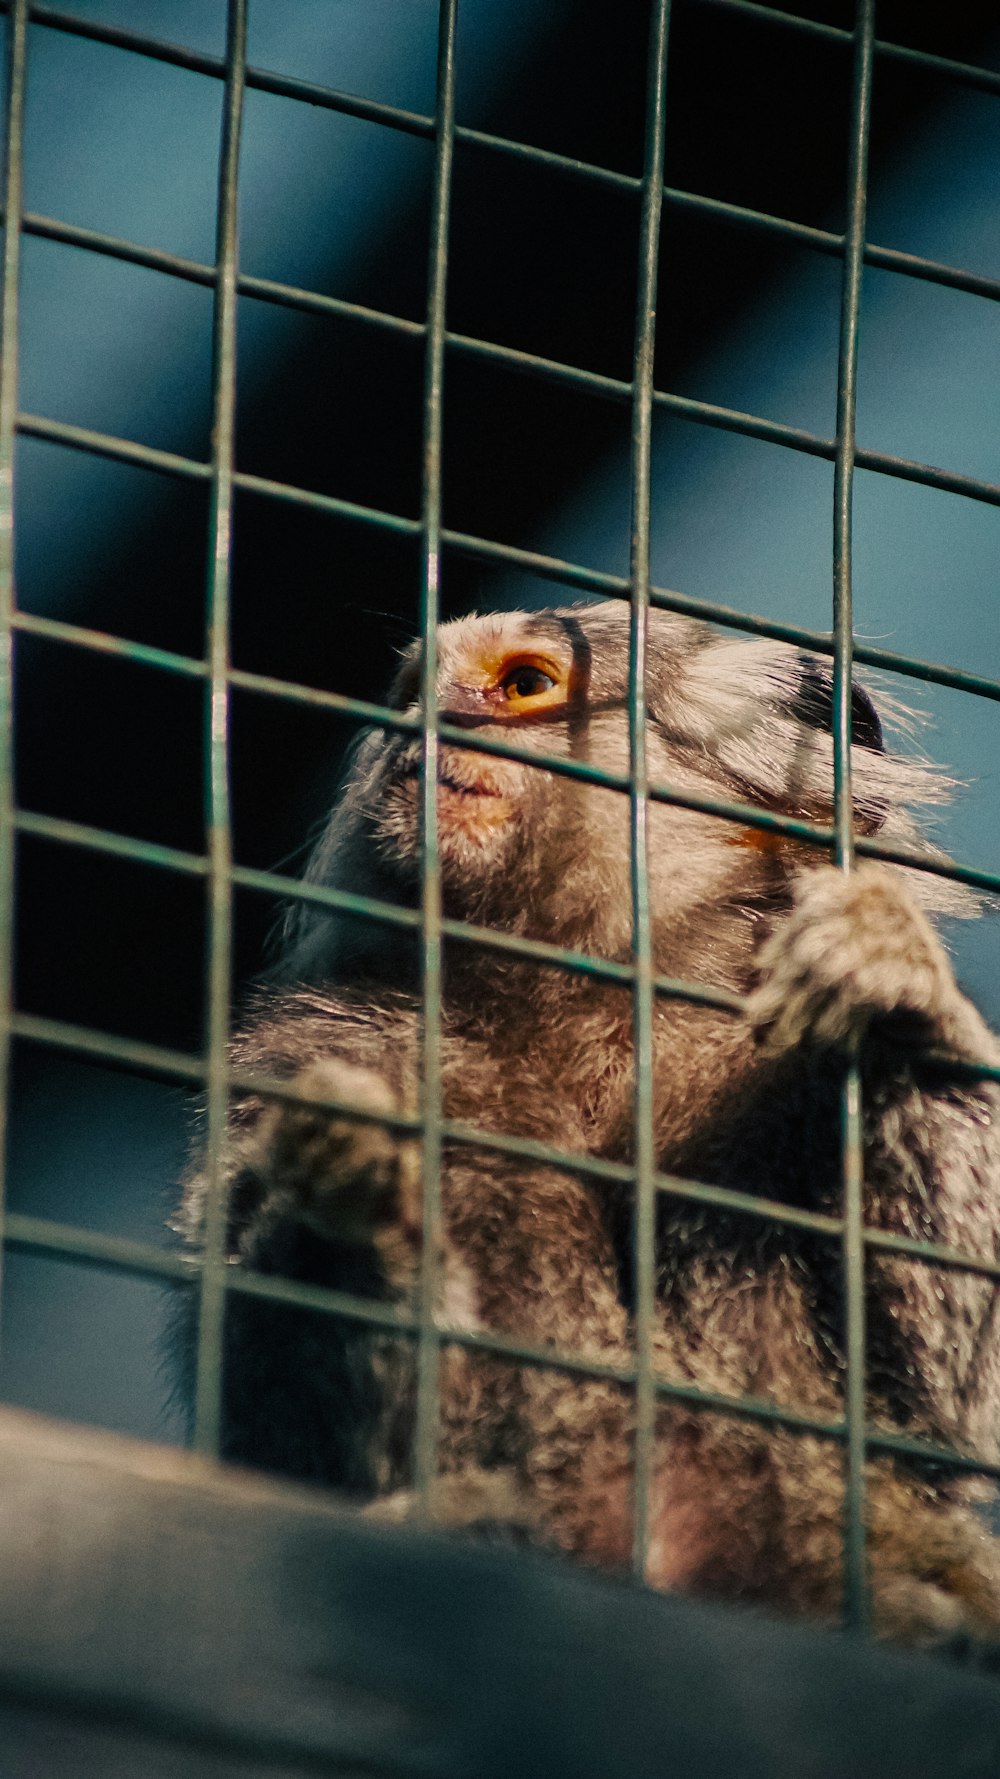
[0,1407,997,1777]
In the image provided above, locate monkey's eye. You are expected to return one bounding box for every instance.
[485,652,567,717]
[501,665,556,701]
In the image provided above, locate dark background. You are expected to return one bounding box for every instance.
[2,0,999,1441]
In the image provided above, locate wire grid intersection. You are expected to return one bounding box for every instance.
[0,0,997,1639]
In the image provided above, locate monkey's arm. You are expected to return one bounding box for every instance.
[179,1002,638,1551]
[749,867,997,1065]
[652,866,1000,1648]
[748,865,1000,1455]
[177,1045,423,1495]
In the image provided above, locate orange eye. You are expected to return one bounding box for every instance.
[486,652,567,716]
[501,664,556,701]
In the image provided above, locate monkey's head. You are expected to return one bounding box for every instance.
[281,604,970,987]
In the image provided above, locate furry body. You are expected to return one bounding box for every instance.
[179,604,1000,1646]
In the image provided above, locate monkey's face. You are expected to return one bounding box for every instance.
[361,606,735,953]
[371,611,593,899]
[286,603,964,987]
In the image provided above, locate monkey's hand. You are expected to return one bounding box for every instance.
[247,1059,420,1251]
[747,866,991,1061]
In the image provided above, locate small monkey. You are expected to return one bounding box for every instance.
[178,602,1000,1649]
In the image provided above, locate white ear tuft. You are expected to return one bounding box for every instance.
[679,638,978,921]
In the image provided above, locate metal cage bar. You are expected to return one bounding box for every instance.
[0,0,996,1639]
[15,351,1000,516]
[628,0,672,1580]
[831,0,876,1637]
[8,192,1000,324]
[191,0,246,1458]
[10,1003,1000,1314]
[3,1,999,160]
[0,0,26,1353]
[11,551,1000,705]
[703,0,1000,99]
[412,0,458,1512]
[13,709,1000,905]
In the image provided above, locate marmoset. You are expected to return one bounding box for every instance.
[178,602,1000,1649]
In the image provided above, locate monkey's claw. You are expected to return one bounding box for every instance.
[747,867,958,1056]
[253,1059,405,1240]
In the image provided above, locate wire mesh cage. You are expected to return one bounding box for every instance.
[1,0,999,1702]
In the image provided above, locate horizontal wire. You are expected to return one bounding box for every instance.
[2,207,432,328]
[4,1211,194,1280]
[0,3,439,133]
[3,2,999,154]
[227,665,423,725]
[11,1010,207,1082]
[437,529,1000,701]
[7,177,1000,326]
[0,1197,851,1433]
[10,1008,1000,1256]
[14,575,1000,711]
[6,1201,1000,1480]
[14,703,1000,900]
[699,0,1000,99]
[446,336,1000,528]
[874,41,1000,98]
[16,808,210,878]
[665,189,1000,304]
[18,400,1000,560]
[868,1428,1000,1480]
[12,635,1000,904]
[19,411,213,481]
[13,609,210,679]
[8,219,1000,516]
[8,1008,1000,1473]
[864,1225,1000,1286]
[9,805,743,1010]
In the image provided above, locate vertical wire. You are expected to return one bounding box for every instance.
[0,0,26,1330]
[629,0,673,1580]
[833,0,875,1633]
[192,0,246,1456]
[412,0,458,1511]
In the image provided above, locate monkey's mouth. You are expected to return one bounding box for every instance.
[389,761,515,842]
[394,763,506,800]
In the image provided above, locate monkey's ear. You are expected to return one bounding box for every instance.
[788,657,887,835]
[791,659,884,755]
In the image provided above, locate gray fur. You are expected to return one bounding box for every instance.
[179,604,1000,1647]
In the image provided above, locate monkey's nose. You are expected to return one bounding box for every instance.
[436,686,490,728]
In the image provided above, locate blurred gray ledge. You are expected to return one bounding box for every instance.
[0,1408,998,1779]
